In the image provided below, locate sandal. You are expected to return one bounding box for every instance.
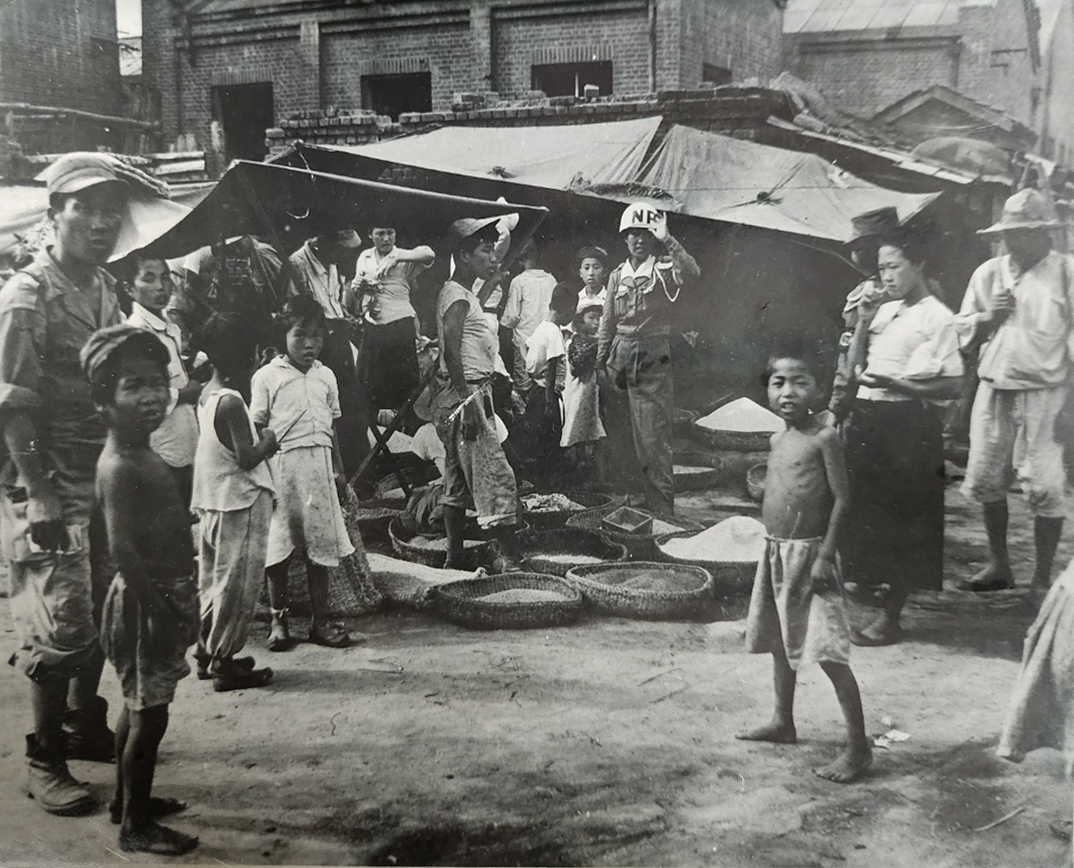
[213,664,274,693]
[308,622,351,648]
[267,608,290,652]
[197,655,255,681]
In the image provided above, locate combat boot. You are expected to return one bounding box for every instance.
[64,696,116,763]
[24,735,96,816]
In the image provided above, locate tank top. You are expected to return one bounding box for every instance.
[190,388,274,512]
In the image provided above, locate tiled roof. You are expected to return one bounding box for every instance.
[783,0,997,33]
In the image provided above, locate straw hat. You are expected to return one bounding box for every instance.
[978,189,1064,235]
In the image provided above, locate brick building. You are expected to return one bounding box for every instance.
[782,0,1044,144]
[142,0,785,161]
[0,0,145,153]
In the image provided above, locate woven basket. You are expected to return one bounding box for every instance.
[566,505,704,559]
[691,425,773,452]
[746,463,767,502]
[351,496,407,544]
[517,528,628,577]
[564,561,712,620]
[388,518,492,571]
[654,530,759,594]
[673,461,723,492]
[430,572,584,630]
[522,491,615,530]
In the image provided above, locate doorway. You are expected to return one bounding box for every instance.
[211,82,274,163]
[361,72,432,121]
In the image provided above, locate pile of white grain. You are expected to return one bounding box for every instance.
[660,516,766,562]
[695,398,782,432]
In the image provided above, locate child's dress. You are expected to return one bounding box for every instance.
[561,331,605,448]
[251,356,354,568]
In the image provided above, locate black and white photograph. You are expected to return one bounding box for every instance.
[1,1,1073,865]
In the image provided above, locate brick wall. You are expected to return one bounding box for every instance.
[145,0,787,154]
[783,0,1037,126]
[491,3,651,97]
[0,0,121,116]
[322,22,473,110]
[679,0,783,87]
[789,36,959,120]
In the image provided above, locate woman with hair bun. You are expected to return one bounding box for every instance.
[843,228,964,646]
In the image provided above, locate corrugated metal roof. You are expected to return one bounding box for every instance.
[784,0,997,33]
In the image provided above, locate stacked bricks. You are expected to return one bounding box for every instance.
[267,108,400,156]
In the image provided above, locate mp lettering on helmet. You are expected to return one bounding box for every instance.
[620,202,665,233]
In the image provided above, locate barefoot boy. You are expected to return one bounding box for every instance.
[81,324,200,855]
[737,338,871,784]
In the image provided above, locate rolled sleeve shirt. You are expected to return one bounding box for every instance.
[0,248,124,483]
[858,295,964,402]
[353,246,428,325]
[250,356,341,453]
[955,252,1074,390]
[126,302,199,468]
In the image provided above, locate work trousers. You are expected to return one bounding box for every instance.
[605,333,675,514]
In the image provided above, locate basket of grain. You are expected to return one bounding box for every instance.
[516,528,629,577]
[654,515,766,593]
[692,397,782,452]
[566,505,704,559]
[430,572,584,630]
[673,454,723,492]
[564,562,712,620]
[388,518,493,571]
[746,463,767,502]
[521,491,615,530]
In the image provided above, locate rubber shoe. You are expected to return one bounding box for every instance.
[24,735,96,817]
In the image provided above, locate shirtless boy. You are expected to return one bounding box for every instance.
[737,338,871,784]
[82,324,200,854]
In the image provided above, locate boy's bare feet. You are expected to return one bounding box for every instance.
[813,744,873,784]
[109,795,187,825]
[119,822,199,855]
[957,562,1015,593]
[735,720,797,744]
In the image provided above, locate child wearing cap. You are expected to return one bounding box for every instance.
[562,296,607,482]
[576,246,609,308]
[82,323,200,856]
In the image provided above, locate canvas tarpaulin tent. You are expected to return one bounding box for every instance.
[142,160,548,261]
[348,116,663,191]
[589,124,939,242]
[0,182,213,262]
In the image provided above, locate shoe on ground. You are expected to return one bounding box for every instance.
[197,655,256,680]
[63,696,115,763]
[956,576,1015,593]
[308,622,351,648]
[212,664,273,692]
[24,735,96,816]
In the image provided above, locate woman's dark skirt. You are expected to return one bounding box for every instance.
[842,399,945,592]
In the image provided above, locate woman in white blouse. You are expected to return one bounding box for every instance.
[842,228,965,646]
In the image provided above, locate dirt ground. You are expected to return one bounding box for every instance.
[0,481,1072,868]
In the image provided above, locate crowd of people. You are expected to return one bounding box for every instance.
[1,151,1072,859]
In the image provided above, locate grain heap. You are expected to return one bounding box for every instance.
[695,397,782,432]
[522,493,587,513]
[481,589,567,603]
[661,516,766,562]
[408,536,486,551]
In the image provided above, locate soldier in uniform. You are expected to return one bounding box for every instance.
[596,203,700,515]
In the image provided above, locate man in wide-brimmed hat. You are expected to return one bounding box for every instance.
[956,188,1071,592]
[829,206,901,424]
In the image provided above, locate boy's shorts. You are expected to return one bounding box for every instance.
[433,383,518,529]
[100,572,199,711]
[745,537,851,670]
